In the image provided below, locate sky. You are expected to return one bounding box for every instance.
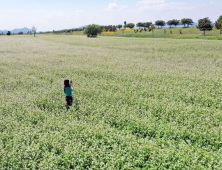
[0,0,221,31]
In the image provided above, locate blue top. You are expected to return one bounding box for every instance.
[64,87,72,97]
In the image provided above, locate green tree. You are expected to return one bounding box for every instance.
[112,25,117,32]
[187,19,194,27]
[144,22,152,29]
[104,26,109,31]
[150,25,156,34]
[83,24,102,37]
[180,18,194,27]
[167,20,173,28]
[108,25,113,32]
[136,22,143,29]
[196,17,213,35]
[117,25,122,30]
[215,21,222,34]
[155,20,165,29]
[102,28,106,33]
[126,23,135,29]
[215,15,222,34]
[167,19,180,28]
[172,19,180,27]
[7,31,11,36]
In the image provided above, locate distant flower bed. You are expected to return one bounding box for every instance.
[104,32,115,34]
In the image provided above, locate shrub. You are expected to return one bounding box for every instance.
[7,31,11,36]
[83,24,102,37]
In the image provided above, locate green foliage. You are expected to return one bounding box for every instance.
[150,25,156,33]
[164,29,166,33]
[83,24,102,37]
[102,28,106,33]
[180,18,194,27]
[215,15,222,34]
[136,22,143,29]
[18,32,23,35]
[170,30,173,34]
[167,19,180,28]
[117,24,122,30]
[155,20,166,28]
[144,22,152,29]
[179,29,182,34]
[7,31,11,36]
[197,17,213,35]
[126,23,135,29]
[112,25,117,32]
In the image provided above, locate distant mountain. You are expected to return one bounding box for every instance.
[0,27,32,34]
[11,27,32,33]
[0,30,8,34]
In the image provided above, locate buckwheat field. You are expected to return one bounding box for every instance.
[0,35,222,169]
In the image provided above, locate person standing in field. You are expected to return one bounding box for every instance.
[64,79,74,111]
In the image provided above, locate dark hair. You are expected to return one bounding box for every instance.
[64,79,70,87]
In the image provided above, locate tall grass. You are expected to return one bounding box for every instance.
[1,35,222,169]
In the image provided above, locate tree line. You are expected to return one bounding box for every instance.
[83,16,222,37]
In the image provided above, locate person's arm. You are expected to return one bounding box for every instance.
[70,82,74,91]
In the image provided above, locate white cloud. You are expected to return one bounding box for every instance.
[138,0,193,11]
[107,2,127,10]
[108,3,119,10]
